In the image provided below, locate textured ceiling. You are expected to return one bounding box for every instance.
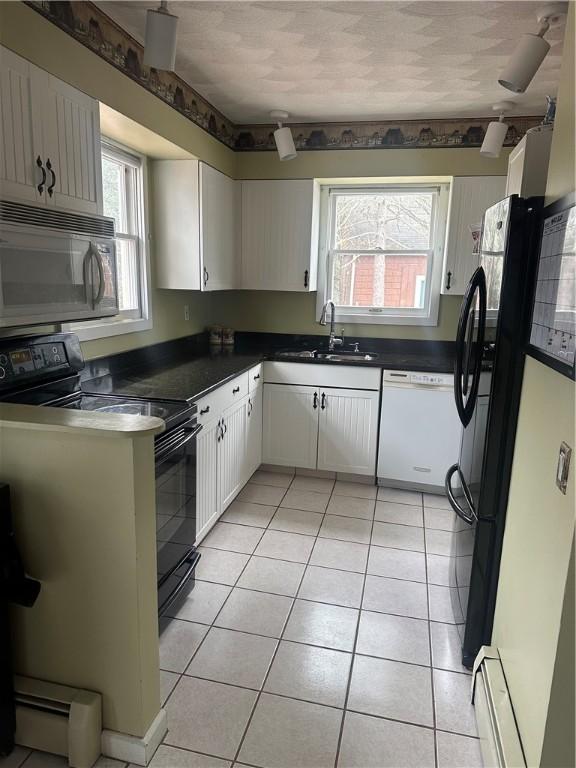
[97,1,564,123]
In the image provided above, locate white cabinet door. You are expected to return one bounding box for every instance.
[317,388,379,475]
[441,176,506,295]
[153,159,201,290]
[219,396,248,511]
[42,76,103,215]
[262,384,319,469]
[200,162,238,290]
[0,46,45,205]
[196,416,220,543]
[241,180,319,292]
[245,386,263,481]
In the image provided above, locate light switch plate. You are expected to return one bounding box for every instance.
[556,442,572,495]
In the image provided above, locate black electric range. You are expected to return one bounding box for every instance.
[0,332,201,617]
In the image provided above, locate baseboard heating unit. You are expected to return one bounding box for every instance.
[14,676,101,768]
[472,647,526,768]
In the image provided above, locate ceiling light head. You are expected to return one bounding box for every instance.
[271,111,297,162]
[498,3,567,94]
[480,102,515,159]
[144,1,178,72]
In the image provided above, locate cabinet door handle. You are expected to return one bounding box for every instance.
[321,392,326,410]
[223,421,227,434]
[36,156,46,194]
[232,386,240,394]
[445,271,452,291]
[46,158,56,197]
[217,419,221,442]
[248,398,252,416]
[203,267,209,287]
[313,392,318,409]
[200,406,210,415]
[304,269,309,288]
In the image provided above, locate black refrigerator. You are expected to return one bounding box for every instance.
[445,194,542,668]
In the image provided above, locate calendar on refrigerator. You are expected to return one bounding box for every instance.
[528,194,575,379]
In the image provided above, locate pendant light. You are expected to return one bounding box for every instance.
[271,111,297,162]
[498,3,567,94]
[480,102,514,159]
[144,1,178,71]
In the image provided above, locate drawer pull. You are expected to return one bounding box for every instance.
[253,374,260,380]
[232,386,240,394]
[200,406,210,415]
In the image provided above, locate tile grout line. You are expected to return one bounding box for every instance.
[230,470,339,766]
[422,492,440,768]
[333,490,378,768]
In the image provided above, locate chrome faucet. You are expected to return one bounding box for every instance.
[319,301,344,351]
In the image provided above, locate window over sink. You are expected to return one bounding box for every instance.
[317,182,450,326]
[66,140,152,341]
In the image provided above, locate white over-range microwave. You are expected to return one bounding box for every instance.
[0,200,118,328]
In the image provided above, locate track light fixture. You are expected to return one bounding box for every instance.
[271,111,297,162]
[480,102,515,159]
[498,3,567,94]
[144,1,178,72]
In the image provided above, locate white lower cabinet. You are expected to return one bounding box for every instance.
[262,378,379,476]
[195,371,263,543]
[196,416,220,541]
[317,388,380,475]
[263,384,320,469]
[219,396,248,511]
[246,386,263,479]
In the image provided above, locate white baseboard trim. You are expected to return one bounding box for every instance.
[101,709,167,765]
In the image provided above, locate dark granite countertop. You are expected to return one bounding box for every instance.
[83,351,264,403]
[82,333,460,404]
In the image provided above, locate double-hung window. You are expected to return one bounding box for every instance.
[69,140,151,340]
[319,184,449,325]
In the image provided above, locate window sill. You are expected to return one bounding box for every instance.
[64,316,153,342]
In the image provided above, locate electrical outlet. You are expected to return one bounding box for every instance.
[556,442,572,495]
[184,305,190,321]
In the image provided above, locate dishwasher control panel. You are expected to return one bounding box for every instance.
[383,370,453,387]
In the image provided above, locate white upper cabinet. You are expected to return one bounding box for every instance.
[0,47,45,205]
[199,162,238,290]
[241,179,320,292]
[0,46,102,215]
[153,159,201,291]
[441,176,506,295]
[505,128,553,199]
[42,76,103,215]
[153,159,238,291]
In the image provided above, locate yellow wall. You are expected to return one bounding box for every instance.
[491,5,575,766]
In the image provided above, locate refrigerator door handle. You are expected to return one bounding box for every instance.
[445,464,476,525]
[455,267,487,427]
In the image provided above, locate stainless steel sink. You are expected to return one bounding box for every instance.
[316,352,379,362]
[276,350,318,358]
[275,349,378,363]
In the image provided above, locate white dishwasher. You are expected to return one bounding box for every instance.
[377,370,462,492]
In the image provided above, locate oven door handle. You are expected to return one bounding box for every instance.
[155,424,202,463]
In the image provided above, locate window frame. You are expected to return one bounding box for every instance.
[316,182,450,326]
[65,138,152,341]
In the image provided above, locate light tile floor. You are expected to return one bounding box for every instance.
[3,472,483,768]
